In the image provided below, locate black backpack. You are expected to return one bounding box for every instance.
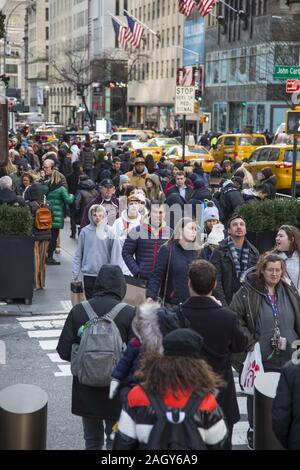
[146,391,207,451]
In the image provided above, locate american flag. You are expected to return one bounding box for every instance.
[178,0,195,17]
[124,11,145,48]
[195,0,217,16]
[111,17,131,49]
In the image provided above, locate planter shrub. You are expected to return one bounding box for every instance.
[237,199,300,232]
[0,205,33,236]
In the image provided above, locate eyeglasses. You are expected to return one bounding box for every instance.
[265,268,282,274]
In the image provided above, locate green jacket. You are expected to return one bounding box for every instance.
[44,184,74,229]
[229,272,300,373]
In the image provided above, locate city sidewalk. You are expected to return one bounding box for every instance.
[0,220,77,317]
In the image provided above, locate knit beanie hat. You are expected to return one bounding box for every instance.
[203,203,219,223]
[119,174,130,186]
[163,329,203,358]
[207,223,225,246]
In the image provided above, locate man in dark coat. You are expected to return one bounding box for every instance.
[218,179,245,223]
[166,171,194,203]
[0,175,26,206]
[56,265,135,450]
[272,360,300,450]
[80,178,119,227]
[210,214,259,307]
[181,259,248,447]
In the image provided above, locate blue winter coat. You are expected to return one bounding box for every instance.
[111,337,141,387]
[122,223,172,281]
[147,242,199,305]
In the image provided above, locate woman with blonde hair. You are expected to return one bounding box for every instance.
[42,164,74,265]
[147,217,200,306]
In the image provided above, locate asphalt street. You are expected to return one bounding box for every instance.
[0,220,248,450]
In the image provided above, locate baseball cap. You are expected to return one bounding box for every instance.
[100,178,114,188]
[134,157,145,164]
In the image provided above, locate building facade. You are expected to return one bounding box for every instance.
[1,0,26,101]
[127,0,184,130]
[24,0,49,118]
[204,0,300,132]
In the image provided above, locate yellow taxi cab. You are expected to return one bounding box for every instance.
[140,137,181,161]
[211,133,267,163]
[243,144,300,191]
[35,128,57,142]
[117,128,156,139]
[164,145,215,173]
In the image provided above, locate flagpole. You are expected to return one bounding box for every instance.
[219,0,238,13]
[107,10,127,27]
[123,9,160,38]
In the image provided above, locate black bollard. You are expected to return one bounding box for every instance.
[254,372,284,450]
[0,384,48,450]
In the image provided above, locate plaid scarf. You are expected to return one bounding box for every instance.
[227,237,250,280]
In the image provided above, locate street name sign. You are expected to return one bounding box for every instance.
[175,86,195,115]
[286,80,300,93]
[274,65,300,80]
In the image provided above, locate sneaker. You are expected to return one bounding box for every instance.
[55,248,60,254]
[46,257,61,266]
[247,428,254,450]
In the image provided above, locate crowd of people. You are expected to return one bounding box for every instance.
[2,132,300,451]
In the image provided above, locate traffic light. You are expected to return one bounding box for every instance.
[0,12,6,40]
[195,89,202,103]
[194,101,199,114]
[0,74,10,89]
[76,85,84,96]
[241,101,247,107]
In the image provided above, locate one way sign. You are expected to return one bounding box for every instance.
[286,79,300,93]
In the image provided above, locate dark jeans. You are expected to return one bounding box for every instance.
[69,202,77,234]
[83,275,96,300]
[82,417,115,450]
[48,228,60,258]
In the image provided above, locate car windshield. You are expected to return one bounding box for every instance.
[190,147,208,155]
[156,138,179,146]
[121,134,137,141]
[238,137,265,146]
[284,150,300,162]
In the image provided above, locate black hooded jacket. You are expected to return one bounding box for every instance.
[0,188,26,206]
[57,265,135,419]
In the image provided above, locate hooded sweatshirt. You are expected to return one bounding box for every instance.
[111,209,141,275]
[72,205,112,280]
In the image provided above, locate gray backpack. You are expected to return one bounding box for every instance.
[71,300,127,387]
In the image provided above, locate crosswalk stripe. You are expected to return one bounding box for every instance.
[19,320,66,329]
[47,353,67,363]
[17,314,68,322]
[28,330,61,338]
[39,339,59,350]
[55,364,71,377]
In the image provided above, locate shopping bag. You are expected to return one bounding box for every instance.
[123,275,147,307]
[240,343,264,395]
[70,281,86,306]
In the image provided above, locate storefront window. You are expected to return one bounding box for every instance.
[256,104,265,131]
[218,103,227,132]
[246,105,255,126]
[213,103,218,131]
[212,61,219,84]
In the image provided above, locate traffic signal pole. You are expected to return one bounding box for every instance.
[292,135,297,198]
[182,114,186,166]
